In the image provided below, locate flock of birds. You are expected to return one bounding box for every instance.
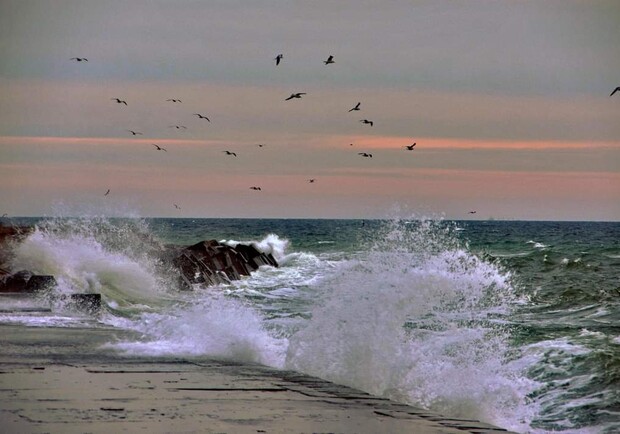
[68,53,423,211]
[66,56,619,216]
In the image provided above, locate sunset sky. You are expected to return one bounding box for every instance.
[1,1,619,220]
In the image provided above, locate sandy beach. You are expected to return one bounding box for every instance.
[0,324,514,434]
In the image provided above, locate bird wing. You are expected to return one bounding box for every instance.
[611,87,620,97]
[285,95,294,100]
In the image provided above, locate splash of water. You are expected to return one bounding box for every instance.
[285,218,538,431]
[9,217,175,312]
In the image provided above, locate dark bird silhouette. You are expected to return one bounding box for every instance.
[174,203,181,210]
[152,144,167,152]
[348,102,361,112]
[104,189,110,196]
[350,143,354,146]
[256,144,265,148]
[285,92,306,101]
[610,87,620,97]
[250,186,262,191]
[275,54,283,65]
[324,55,335,65]
[193,113,210,121]
[127,130,142,135]
[70,57,88,62]
[168,125,187,129]
[223,151,237,157]
[360,119,373,127]
[111,98,127,106]
[308,179,316,183]
[469,211,477,214]
[358,152,373,158]
[166,99,182,103]
[405,143,416,150]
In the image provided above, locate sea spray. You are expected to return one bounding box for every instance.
[285,218,536,431]
[108,295,287,367]
[9,217,177,313]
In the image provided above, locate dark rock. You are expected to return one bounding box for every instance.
[173,240,278,290]
[68,293,101,314]
[25,275,57,292]
[0,270,33,293]
[0,272,57,294]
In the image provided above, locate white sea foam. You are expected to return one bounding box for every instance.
[107,295,287,367]
[285,218,536,432]
[8,218,178,315]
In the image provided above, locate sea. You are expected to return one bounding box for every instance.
[0,216,618,433]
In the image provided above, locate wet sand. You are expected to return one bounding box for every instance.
[0,325,515,434]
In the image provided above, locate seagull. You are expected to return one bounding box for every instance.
[360,119,373,127]
[358,152,373,158]
[256,144,265,148]
[610,87,620,97]
[285,92,306,101]
[193,113,210,121]
[348,102,361,112]
[250,186,262,191]
[223,151,237,157]
[104,189,110,196]
[308,179,316,183]
[166,99,182,103]
[275,54,283,65]
[152,144,167,152]
[405,143,416,150]
[111,98,127,105]
[127,130,142,135]
[174,203,181,210]
[168,125,187,129]
[70,57,88,62]
[469,211,477,214]
[324,55,335,65]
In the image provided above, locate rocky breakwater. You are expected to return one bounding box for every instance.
[0,224,278,313]
[171,239,279,289]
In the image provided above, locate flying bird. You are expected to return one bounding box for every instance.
[324,55,335,65]
[193,113,210,121]
[168,125,187,129]
[104,189,110,196]
[308,179,316,183]
[166,99,182,103]
[174,204,181,210]
[360,119,373,127]
[469,211,477,214]
[348,102,361,112]
[256,144,265,148]
[111,98,127,105]
[405,143,416,150]
[250,186,262,191]
[70,57,88,62]
[275,54,283,65]
[223,151,237,157]
[358,152,373,158]
[152,144,167,152]
[610,87,620,97]
[285,92,306,101]
[127,130,142,135]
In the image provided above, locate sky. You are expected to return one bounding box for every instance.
[0,0,619,220]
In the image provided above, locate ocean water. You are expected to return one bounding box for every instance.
[1,216,618,433]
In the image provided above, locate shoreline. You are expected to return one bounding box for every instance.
[0,324,515,434]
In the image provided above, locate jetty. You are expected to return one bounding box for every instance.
[0,324,516,434]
